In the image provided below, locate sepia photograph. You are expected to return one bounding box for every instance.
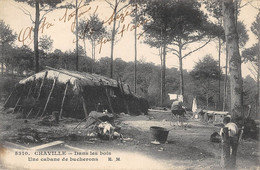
[0,0,259,169]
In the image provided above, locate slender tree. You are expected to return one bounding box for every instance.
[15,0,65,73]
[78,14,107,72]
[104,0,130,78]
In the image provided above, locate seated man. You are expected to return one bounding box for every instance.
[171,98,186,127]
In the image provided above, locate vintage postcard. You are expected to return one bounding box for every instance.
[0,0,259,169]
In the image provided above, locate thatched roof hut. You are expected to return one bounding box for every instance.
[4,67,148,119]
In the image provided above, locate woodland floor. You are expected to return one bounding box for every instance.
[0,103,259,170]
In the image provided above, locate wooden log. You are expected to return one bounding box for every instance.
[3,90,14,108]
[46,66,81,80]
[81,96,88,118]
[26,108,33,119]
[11,96,22,114]
[30,141,64,150]
[221,127,230,168]
[37,71,48,101]
[59,82,69,119]
[63,144,85,152]
[40,76,58,118]
[73,117,87,129]
[127,84,132,95]
[27,76,36,97]
[34,108,41,119]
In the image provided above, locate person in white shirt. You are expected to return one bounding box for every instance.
[219,116,239,138]
[219,115,239,167]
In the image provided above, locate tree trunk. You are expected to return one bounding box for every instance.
[134,3,137,95]
[223,47,228,111]
[178,45,184,96]
[83,38,87,58]
[223,0,243,119]
[75,0,79,71]
[110,3,118,79]
[206,92,209,109]
[91,40,94,73]
[160,41,166,106]
[1,44,4,75]
[218,37,221,110]
[34,0,40,73]
[257,41,260,119]
[93,40,96,73]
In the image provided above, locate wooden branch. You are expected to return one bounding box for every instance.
[182,34,206,46]
[40,75,59,118]
[116,3,131,14]
[30,141,64,150]
[27,76,36,97]
[12,96,22,114]
[3,90,14,108]
[59,82,69,119]
[249,1,260,10]
[172,52,179,57]
[26,108,33,119]
[239,0,254,8]
[104,0,115,9]
[40,10,53,23]
[37,71,48,101]
[81,96,88,118]
[248,67,257,80]
[78,0,83,8]
[249,61,258,72]
[167,47,179,53]
[182,38,211,59]
[18,6,34,23]
[46,66,81,80]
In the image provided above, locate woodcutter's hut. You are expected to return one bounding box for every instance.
[4,67,149,119]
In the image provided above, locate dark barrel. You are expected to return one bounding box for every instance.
[150,126,169,143]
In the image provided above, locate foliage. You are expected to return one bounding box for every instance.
[243,76,258,117]
[14,0,64,8]
[242,44,259,63]
[79,15,107,44]
[237,21,249,48]
[0,20,17,71]
[190,55,222,109]
[39,35,53,53]
[251,12,260,39]
[0,20,16,46]
[78,14,107,61]
[14,0,66,73]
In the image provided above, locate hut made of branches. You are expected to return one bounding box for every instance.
[4,67,148,119]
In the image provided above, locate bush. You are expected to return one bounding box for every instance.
[0,75,23,97]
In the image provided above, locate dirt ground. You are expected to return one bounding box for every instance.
[0,104,259,170]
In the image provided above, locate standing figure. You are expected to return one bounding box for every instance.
[171,98,186,127]
[220,116,239,168]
